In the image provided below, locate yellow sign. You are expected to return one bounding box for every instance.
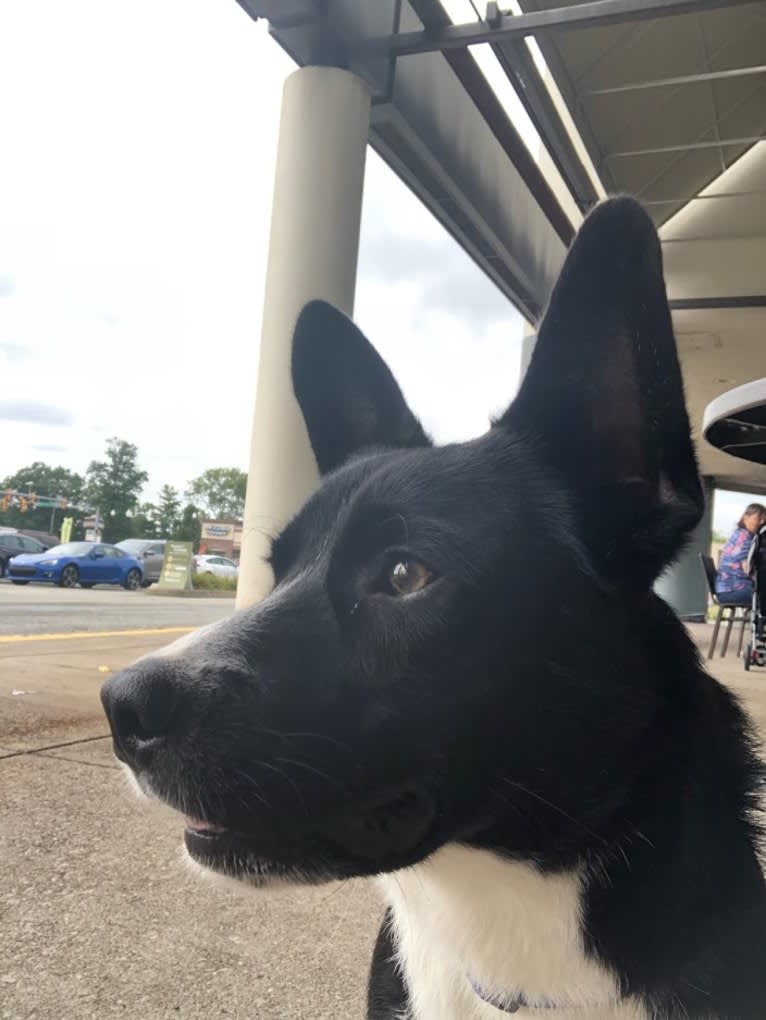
[60,517,73,543]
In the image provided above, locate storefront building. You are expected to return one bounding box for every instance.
[198,520,243,561]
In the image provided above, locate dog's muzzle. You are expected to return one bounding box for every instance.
[100,655,440,881]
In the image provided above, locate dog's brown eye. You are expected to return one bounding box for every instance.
[388,560,432,597]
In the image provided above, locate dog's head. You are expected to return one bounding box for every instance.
[101,198,703,885]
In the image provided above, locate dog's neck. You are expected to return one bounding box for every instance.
[379,844,649,1020]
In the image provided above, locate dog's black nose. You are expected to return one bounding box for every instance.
[101,660,180,770]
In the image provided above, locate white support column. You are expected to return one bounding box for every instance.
[237,66,371,609]
[518,325,537,389]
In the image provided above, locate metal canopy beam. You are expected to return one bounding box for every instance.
[644,190,766,205]
[489,36,600,212]
[608,136,765,158]
[235,0,570,322]
[407,0,581,234]
[669,295,766,311]
[373,0,763,60]
[588,63,766,95]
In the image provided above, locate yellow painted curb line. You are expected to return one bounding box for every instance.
[0,626,194,644]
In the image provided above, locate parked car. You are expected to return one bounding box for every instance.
[115,538,167,585]
[18,528,60,550]
[0,532,47,577]
[193,554,239,579]
[7,541,143,590]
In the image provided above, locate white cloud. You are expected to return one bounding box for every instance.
[0,400,74,426]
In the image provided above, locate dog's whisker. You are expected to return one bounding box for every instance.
[250,759,309,815]
[633,828,656,849]
[501,779,608,847]
[613,842,631,873]
[257,727,352,752]
[273,756,346,790]
[312,879,352,910]
[232,768,273,811]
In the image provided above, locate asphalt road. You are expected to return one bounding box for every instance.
[0,580,234,636]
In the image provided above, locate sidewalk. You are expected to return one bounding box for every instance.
[687,622,766,740]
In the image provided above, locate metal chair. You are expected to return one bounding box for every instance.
[700,554,751,659]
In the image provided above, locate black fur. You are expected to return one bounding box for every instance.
[368,909,408,1020]
[292,299,430,475]
[102,198,766,1018]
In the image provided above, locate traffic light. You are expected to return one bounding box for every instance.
[28,492,38,510]
[18,496,28,513]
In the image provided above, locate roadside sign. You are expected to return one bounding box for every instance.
[157,541,194,591]
[83,513,104,542]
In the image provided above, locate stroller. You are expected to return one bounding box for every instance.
[744,524,766,670]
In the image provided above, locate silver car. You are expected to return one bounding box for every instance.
[115,539,167,585]
[193,554,239,579]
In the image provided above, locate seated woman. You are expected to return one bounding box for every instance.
[715,503,766,605]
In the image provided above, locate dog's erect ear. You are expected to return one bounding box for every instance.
[502,197,703,589]
[292,300,430,474]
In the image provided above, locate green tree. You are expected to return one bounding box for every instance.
[176,503,202,549]
[85,438,149,542]
[0,462,87,535]
[130,502,160,540]
[187,467,247,520]
[155,485,181,537]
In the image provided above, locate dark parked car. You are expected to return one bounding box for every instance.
[115,539,167,585]
[0,532,47,577]
[18,528,60,550]
[7,542,143,589]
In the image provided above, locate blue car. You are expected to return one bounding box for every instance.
[8,541,144,590]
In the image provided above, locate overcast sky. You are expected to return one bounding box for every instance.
[0,0,521,499]
[0,0,760,536]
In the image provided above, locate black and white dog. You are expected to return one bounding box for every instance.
[102,198,766,1019]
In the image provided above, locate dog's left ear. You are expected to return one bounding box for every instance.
[501,197,703,589]
[292,300,431,475]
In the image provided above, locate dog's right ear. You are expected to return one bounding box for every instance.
[292,300,430,475]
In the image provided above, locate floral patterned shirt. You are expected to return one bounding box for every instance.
[715,527,754,594]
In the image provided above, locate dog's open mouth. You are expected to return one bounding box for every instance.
[184,816,229,842]
[183,817,265,865]
[181,784,437,880]
[182,818,286,883]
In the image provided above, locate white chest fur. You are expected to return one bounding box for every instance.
[378,844,650,1020]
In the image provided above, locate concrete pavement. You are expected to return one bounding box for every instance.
[0,745,379,1020]
[0,587,381,1020]
[1,590,765,1020]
